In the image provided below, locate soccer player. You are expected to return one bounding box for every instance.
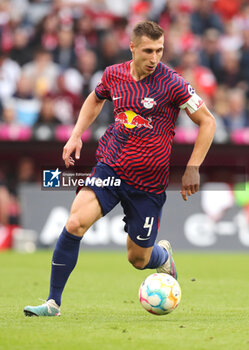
[24,21,216,316]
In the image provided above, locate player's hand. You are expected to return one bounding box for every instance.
[62,135,82,168]
[180,166,200,201]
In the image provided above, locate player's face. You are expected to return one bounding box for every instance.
[130,35,164,76]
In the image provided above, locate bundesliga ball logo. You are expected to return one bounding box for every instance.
[139,273,181,315]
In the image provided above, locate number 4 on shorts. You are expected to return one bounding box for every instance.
[143,217,154,237]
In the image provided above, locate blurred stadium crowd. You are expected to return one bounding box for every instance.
[1,0,249,229]
[1,0,249,139]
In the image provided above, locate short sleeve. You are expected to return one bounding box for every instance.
[95,68,112,101]
[171,72,196,107]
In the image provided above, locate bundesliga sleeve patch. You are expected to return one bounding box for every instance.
[179,92,204,114]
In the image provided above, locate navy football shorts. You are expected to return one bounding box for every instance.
[84,162,166,248]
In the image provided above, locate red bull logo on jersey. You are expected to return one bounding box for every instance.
[141,97,157,109]
[116,110,153,129]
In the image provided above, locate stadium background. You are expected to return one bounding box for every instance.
[0,0,249,251]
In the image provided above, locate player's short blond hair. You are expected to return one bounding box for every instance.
[131,21,164,44]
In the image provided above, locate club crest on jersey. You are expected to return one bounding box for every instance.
[141,97,157,109]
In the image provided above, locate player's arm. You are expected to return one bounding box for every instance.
[63,91,106,168]
[181,103,216,201]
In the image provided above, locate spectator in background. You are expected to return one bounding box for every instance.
[213,85,229,119]
[22,47,60,97]
[9,27,33,66]
[77,49,98,98]
[8,0,29,24]
[0,101,18,126]
[199,29,223,80]
[0,100,3,118]
[153,0,180,32]
[218,50,244,87]
[74,14,99,54]
[12,75,41,126]
[17,157,37,184]
[176,49,217,99]
[31,13,59,52]
[210,85,230,143]
[213,0,241,21]
[240,29,249,84]
[222,88,249,132]
[219,20,243,52]
[112,18,130,51]
[97,32,128,70]
[161,7,199,62]
[33,95,61,140]
[232,3,249,33]
[0,50,21,101]
[25,0,52,28]
[0,99,32,141]
[161,31,180,68]
[191,0,224,35]
[0,0,12,52]
[49,70,83,124]
[129,0,152,28]
[52,27,76,69]
[34,95,61,127]
[104,0,135,17]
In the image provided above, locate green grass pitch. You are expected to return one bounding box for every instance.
[0,250,249,350]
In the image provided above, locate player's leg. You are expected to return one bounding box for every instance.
[121,188,177,278]
[24,187,103,317]
[127,236,165,269]
[46,187,103,306]
[127,235,177,278]
[24,162,120,317]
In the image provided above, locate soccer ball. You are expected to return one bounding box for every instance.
[139,273,181,315]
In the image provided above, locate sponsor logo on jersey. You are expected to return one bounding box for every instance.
[116,110,153,129]
[141,97,157,109]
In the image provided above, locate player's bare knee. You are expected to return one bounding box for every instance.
[66,214,86,237]
[128,254,148,270]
